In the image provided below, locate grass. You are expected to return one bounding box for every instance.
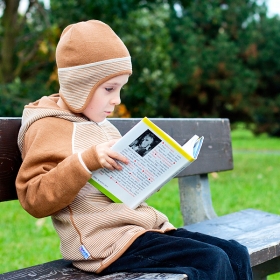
[231,123,280,151]
[0,202,61,273]
[1,125,280,278]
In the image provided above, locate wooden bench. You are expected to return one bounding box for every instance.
[0,117,280,280]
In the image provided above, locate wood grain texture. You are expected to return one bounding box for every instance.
[184,209,280,267]
[0,259,187,280]
[0,118,21,201]
[252,256,280,280]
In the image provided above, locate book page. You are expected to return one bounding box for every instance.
[193,136,204,158]
[92,132,188,198]
[182,135,204,159]
[91,122,191,203]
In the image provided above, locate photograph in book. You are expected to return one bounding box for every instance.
[129,129,162,157]
[88,117,204,209]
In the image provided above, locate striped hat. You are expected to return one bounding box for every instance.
[56,20,132,113]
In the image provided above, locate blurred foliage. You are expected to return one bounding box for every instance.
[0,0,279,136]
[113,4,176,117]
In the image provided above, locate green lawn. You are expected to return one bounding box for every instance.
[1,125,280,279]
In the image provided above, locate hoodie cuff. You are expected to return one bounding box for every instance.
[81,145,103,171]
[78,153,92,174]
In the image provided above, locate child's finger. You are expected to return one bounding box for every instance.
[108,150,129,165]
[103,157,122,171]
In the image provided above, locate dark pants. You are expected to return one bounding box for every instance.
[102,228,252,280]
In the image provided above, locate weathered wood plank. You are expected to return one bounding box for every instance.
[0,118,21,201]
[0,259,187,280]
[252,256,280,280]
[184,209,280,267]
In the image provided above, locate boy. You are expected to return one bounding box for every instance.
[16,20,252,279]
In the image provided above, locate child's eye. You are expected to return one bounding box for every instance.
[105,87,114,92]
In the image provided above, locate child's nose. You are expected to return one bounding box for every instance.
[111,93,121,105]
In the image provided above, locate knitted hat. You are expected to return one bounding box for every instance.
[56,20,132,113]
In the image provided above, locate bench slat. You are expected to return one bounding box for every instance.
[184,209,280,267]
[0,118,21,201]
[0,259,187,280]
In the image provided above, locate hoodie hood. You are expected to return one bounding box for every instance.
[18,94,88,153]
[56,20,132,113]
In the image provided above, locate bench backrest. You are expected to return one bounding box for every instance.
[0,117,233,203]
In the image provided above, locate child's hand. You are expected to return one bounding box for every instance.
[96,139,129,170]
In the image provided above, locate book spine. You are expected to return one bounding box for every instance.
[142,118,195,162]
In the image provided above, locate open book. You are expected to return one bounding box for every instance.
[89,117,204,209]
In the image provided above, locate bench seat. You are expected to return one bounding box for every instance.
[0,259,187,280]
[185,208,280,280]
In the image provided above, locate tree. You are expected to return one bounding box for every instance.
[243,15,280,135]
[113,4,175,117]
[0,0,20,83]
[0,0,57,116]
[0,0,279,135]
[0,0,52,83]
[168,0,280,136]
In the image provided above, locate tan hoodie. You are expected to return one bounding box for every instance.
[16,94,175,273]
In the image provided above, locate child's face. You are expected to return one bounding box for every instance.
[83,74,129,122]
[140,135,153,148]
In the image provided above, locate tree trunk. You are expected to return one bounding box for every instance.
[0,0,20,83]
